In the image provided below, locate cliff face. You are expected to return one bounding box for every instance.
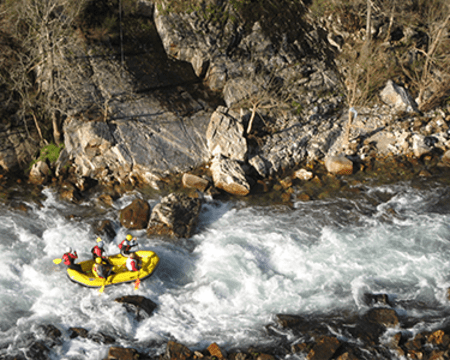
[1,0,450,195]
[56,0,344,189]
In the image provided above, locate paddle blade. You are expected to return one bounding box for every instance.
[134,278,141,290]
[98,279,107,294]
[53,258,62,265]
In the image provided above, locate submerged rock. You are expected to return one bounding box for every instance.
[119,198,151,230]
[115,295,157,319]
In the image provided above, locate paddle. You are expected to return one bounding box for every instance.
[99,279,107,294]
[98,264,114,294]
[134,258,143,290]
[134,278,141,290]
[53,258,62,264]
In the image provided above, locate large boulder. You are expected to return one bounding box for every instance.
[206,106,247,161]
[147,193,202,239]
[62,40,211,187]
[119,198,151,230]
[210,156,251,196]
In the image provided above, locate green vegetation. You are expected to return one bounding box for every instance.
[29,143,65,169]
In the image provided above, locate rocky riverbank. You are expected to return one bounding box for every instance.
[18,290,450,360]
[1,1,450,359]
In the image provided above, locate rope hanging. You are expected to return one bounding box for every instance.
[119,0,124,70]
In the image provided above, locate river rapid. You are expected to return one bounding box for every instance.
[1,177,450,359]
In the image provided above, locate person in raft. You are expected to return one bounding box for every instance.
[62,247,83,272]
[118,234,138,256]
[126,252,141,272]
[91,237,110,263]
[92,257,114,280]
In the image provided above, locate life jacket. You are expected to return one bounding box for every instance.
[118,240,130,251]
[63,252,77,266]
[126,257,140,271]
[91,245,103,258]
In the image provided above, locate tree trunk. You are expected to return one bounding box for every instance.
[366,0,372,44]
[52,111,61,145]
[417,14,450,108]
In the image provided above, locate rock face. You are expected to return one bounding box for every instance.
[206,106,247,161]
[0,124,40,173]
[147,193,202,238]
[119,198,151,230]
[63,112,210,186]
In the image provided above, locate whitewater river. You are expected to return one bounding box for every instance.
[1,178,450,359]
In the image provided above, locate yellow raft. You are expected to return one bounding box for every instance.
[66,250,159,288]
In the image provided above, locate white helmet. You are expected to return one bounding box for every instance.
[66,247,72,253]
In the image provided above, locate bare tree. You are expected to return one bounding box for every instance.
[229,63,293,135]
[2,0,91,145]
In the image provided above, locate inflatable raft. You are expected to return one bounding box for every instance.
[66,250,159,288]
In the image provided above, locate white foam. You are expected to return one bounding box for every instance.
[1,186,450,358]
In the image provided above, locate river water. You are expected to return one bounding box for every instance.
[1,177,450,359]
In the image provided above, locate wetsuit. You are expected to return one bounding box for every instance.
[91,245,103,259]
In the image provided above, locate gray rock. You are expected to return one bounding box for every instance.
[412,134,432,158]
[248,155,269,178]
[257,125,309,176]
[380,80,418,112]
[0,125,40,173]
[64,110,210,185]
[206,106,247,161]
